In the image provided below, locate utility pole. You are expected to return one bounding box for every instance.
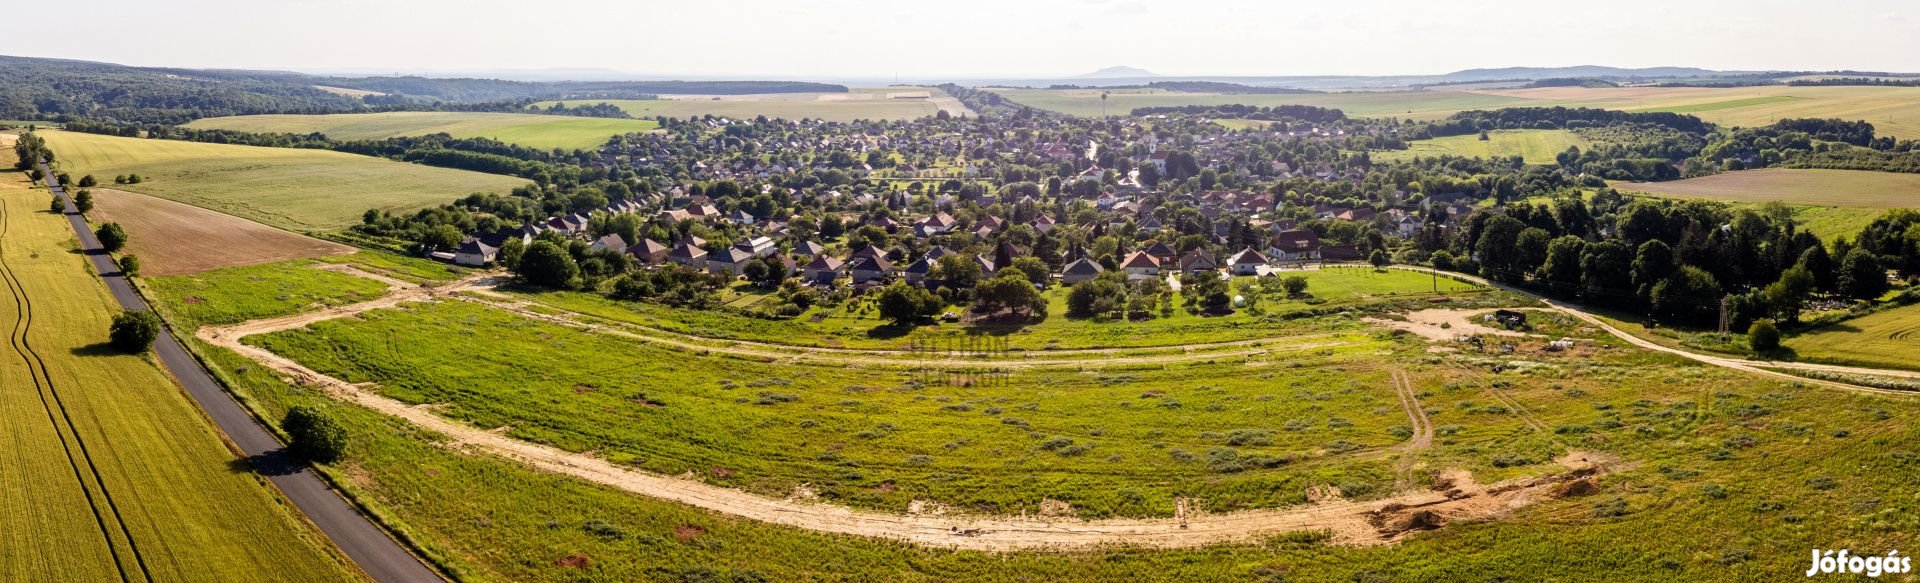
[1728,293,1743,339]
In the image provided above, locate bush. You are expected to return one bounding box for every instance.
[117,255,140,277]
[77,175,96,187]
[95,222,128,253]
[108,311,161,353]
[1747,319,1780,352]
[283,405,349,463]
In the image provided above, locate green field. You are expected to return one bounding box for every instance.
[543,87,972,122]
[143,256,1920,580]
[0,174,357,580]
[1375,129,1590,165]
[1785,303,1920,370]
[1618,169,1920,234]
[1003,85,1920,139]
[184,111,659,150]
[39,130,529,232]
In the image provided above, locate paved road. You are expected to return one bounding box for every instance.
[41,166,442,582]
[1390,265,1920,396]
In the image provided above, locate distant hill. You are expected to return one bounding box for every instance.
[1074,66,1159,79]
[0,54,848,124]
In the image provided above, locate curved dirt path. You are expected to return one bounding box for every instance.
[192,266,1613,550]
[1388,266,1920,397]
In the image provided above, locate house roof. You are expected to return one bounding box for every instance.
[1270,229,1321,251]
[849,256,892,273]
[712,248,755,264]
[670,243,707,260]
[1062,257,1104,276]
[804,255,844,271]
[456,238,497,255]
[1121,251,1160,269]
[1178,250,1217,270]
[1142,241,1176,257]
[629,239,670,256]
[1231,247,1270,265]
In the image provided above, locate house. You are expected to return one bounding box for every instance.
[793,240,826,257]
[1267,229,1322,261]
[1320,244,1362,262]
[708,248,755,276]
[902,257,934,284]
[627,239,670,265]
[589,233,628,255]
[848,255,893,283]
[802,255,846,284]
[737,236,777,257]
[1060,257,1105,284]
[1229,248,1270,275]
[668,243,709,268]
[452,238,498,267]
[1141,241,1178,266]
[1177,250,1219,274]
[1121,251,1161,279]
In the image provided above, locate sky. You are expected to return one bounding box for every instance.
[4,0,1916,79]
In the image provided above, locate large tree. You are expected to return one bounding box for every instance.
[513,241,580,289]
[876,281,943,326]
[1837,248,1888,300]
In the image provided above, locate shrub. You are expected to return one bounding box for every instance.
[108,311,161,353]
[282,405,349,463]
[1747,319,1780,352]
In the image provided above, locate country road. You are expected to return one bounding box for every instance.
[41,164,441,582]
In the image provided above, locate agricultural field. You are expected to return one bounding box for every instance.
[1784,303,1920,371]
[183,111,660,151]
[38,130,528,232]
[0,169,358,581]
[1617,169,1920,235]
[1002,85,1920,139]
[1374,129,1590,165]
[87,188,354,275]
[541,87,973,122]
[140,255,1920,580]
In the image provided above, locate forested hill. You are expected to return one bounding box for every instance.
[0,55,846,124]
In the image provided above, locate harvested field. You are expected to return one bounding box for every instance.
[1617,168,1920,209]
[185,111,659,150]
[543,87,974,122]
[87,188,354,275]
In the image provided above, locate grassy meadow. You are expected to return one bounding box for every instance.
[1784,303,1920,371]
[1374,129,1591,165]
[39,129,528,232]
[0,172,358,581]
[541,87,972,122]
[184,111,659,150]
[142,255,1920,579]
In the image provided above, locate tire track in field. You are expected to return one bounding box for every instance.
[0,195,152,582]
[1389,369,1434,490]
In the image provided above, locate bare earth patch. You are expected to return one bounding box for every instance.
[1367,309,1533,341]
[88,188,353,275]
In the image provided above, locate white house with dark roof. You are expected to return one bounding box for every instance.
[1121,251,1160,279]
[453,238,498,267]
[1060,257,1104,284]
[708,247,755,276]
[1230,248,1270,275]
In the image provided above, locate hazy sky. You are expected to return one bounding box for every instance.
[5,0,1916,79]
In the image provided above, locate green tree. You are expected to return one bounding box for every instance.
[77,174,96,187]
[108,311,161,353]
[1762,267,1814,323]
[1474,215,1527,283]
[1796,245,1835,293]
[1181,271,1231,314]
[1651,266,1721,326]
[73,189,93,213]
[497,238,526,270]
[513,241,580,289]
[973,270,1043,318]
[48,194,64,213]
[1537,236,1586,291]
[1009,256,1050,286]
[1067,272,1128,318]
[1748,319,1781,353]
[1281,275,1310,297]
[876,281,943,326]
[283,406,349,463]
[1838,248,1888,300]
[1368,249,1389,269]
[117,255,140,277]
[419,224,463,253]
[932,254,985,290]
[95,223,128,253]
[1631,240,1675,300]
